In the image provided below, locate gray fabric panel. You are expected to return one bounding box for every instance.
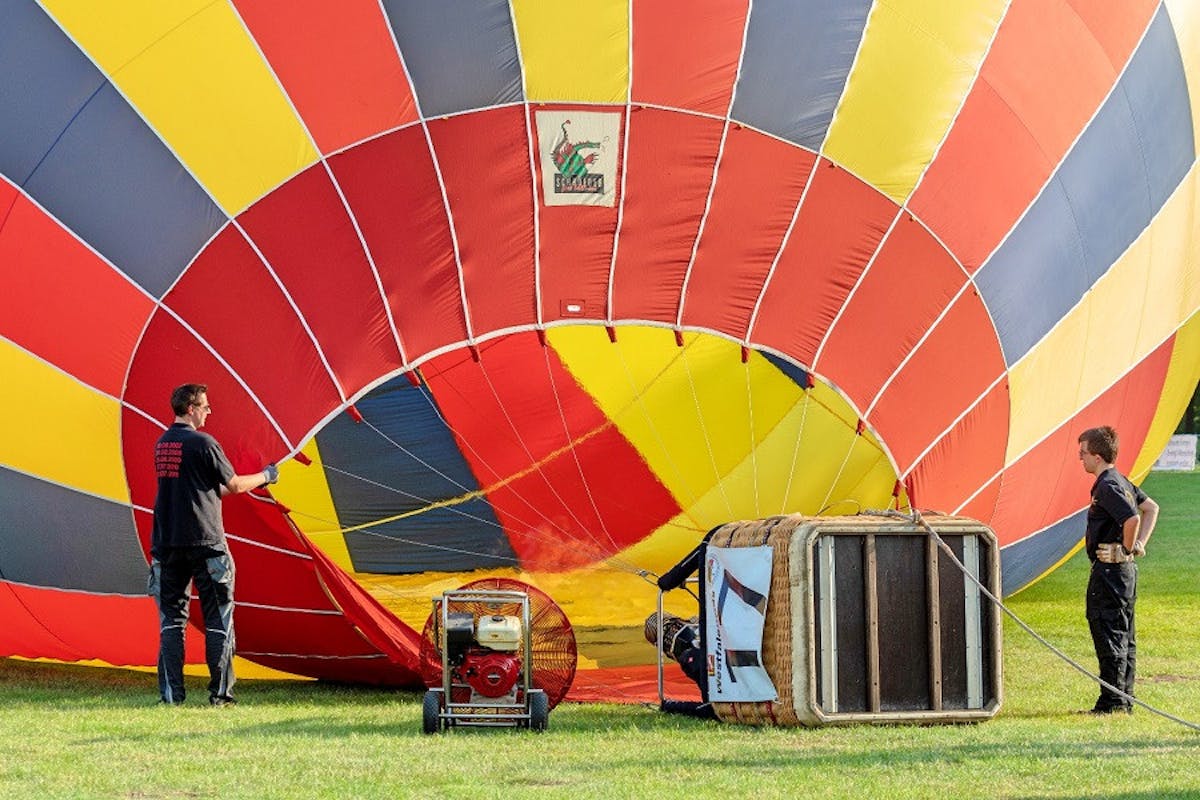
[316,377,515,574]
[1001,509,1085,596]
[1055,84,1150,285]
[1121,7,1195,214]
[0,0,105,184]
[0,467,147,595]
[380,0,523,117]
[21,82,225,298]
[975,177,1090,364]
[731,0,872,150]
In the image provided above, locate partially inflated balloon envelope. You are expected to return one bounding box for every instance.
[1,1,1198,698]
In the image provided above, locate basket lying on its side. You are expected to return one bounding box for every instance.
[706,514,1002,727]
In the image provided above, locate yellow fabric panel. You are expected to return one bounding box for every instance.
[1131,309,1200,481]
[272,439,354,573]
[0,340,128,503]
[43,0,318,214]
[822,0,1005,203]
[1166,0,1200,142]
[546,327,798,510]
[22,655,305,680]
[1005,166,1200,464]
[511,0,629,102]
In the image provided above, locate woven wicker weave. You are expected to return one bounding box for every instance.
[708,515,806,726]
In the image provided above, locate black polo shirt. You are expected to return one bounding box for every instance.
[1085,466,1146,560]
[151,423,235,557]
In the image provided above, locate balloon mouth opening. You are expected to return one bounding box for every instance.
[279,324,901,586]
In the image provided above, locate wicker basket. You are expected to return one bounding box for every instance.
[707,514,1002,726]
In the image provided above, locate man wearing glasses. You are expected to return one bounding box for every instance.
[1077,426,1159,715]
[150,383,279,706]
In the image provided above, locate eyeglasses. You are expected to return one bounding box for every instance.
[192,403,211,412]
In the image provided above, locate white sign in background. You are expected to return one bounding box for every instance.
[1152,434,1198,471]
[704,545,778,703]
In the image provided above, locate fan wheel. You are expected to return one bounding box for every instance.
[419,577,577,709]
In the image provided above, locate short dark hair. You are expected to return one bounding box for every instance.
[1078,426,1118,464]
[170,383,208,417]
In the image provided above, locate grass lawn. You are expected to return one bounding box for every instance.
[2,472,1198,799]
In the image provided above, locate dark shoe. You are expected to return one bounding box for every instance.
[209,695,237,707]
[158,699,184,706]
[1086,705,1131,715]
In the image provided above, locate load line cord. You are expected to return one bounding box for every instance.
[862,508,1200,733]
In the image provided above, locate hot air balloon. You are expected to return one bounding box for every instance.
[1,0,1197,699]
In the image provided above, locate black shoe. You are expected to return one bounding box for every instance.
[1086,705,1131,715]
[158,699,184,706]
[209,695,237,707]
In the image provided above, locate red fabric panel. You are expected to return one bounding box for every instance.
[238,164,403,398]
[0,184,152,395]
[233,0,417,154]
[235,604,379,656]
[0,581,83,660]
[137,493,424,679]
[123,309,288,479]
[680,127,816,339]
[958,473,1003,528]
[611,109,723,322]
[303,540,423,672]
[123,412,169,511]
[428,107,536,336]
[868,289,1005,473]
[330,127,468,360]
[245,653,416,685]
[421,333,682,570]
[904,379,1009,520]
[983,342,1170,546]
[911,0,1153,271]
[0,582,167,665]
[631,0,748,116]
[1068,0,1161,67]
[749,161,896,366]
[534,104,622,325]
[815,216,963,412]
[166,226,343,444]
[568,663,700,704]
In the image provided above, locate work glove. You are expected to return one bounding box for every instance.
[262,463,280,484]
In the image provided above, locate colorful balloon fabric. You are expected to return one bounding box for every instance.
[1,1,1198,696]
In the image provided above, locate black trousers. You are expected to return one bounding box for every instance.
[1085,561,1137,710]
[149,547,236,703]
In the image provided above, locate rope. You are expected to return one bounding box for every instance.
[678,338,735,519]
[743,356,761,518]
[541,341,621,554]
[862,507,1200,732]
[779,389,812,516]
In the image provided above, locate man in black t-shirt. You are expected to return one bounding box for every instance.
[150,383,279,706]
[1077,426,1159,715]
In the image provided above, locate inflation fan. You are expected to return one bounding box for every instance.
[418,578,576,733]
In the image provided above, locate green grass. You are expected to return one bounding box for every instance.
[3,473,1199,799]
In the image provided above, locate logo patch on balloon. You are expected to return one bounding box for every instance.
[536,111,619,207]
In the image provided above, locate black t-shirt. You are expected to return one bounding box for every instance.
[151,423,235,557]
[1085,466,1147,559]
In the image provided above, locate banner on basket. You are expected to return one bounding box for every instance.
[704,545,777,702]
